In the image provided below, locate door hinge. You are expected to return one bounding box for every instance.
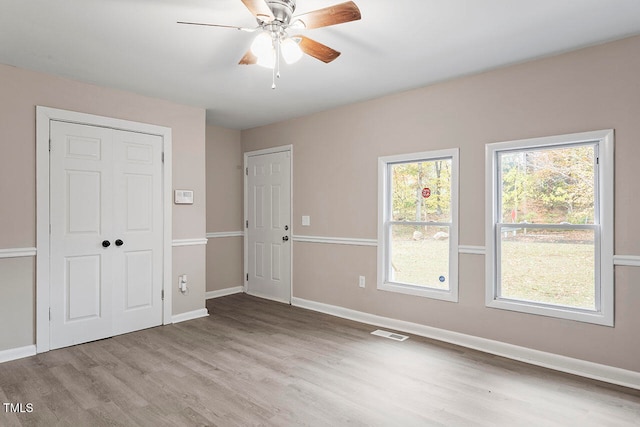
[246,167,248,176]
[49,139,51,152]
[246,273,249,281]
[596,157,599,165]
[161,152,165,163]
[161,289,165,300]
[246,220,248,228]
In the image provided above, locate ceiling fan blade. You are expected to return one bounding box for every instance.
[177,21,256,32]
[239,50,258,65]
[293,1,361,29]
[295,36,341,63]
[240,0,275,22]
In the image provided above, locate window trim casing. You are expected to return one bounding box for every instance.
[485,130,614,326]
[377,148,459,302]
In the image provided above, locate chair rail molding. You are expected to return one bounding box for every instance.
[206,231,244,239]
[172,238,208,247]
[0,247,37,259]
[292,235,378,247]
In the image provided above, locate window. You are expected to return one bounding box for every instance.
[486,130,614,326]
[378,149,459,301]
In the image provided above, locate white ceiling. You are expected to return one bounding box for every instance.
[2,0,640,130]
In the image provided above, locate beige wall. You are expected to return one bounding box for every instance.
[206,125,243,232]
[0,63,207,351]
[242,35,640,372]
[172,245,207,315]
[0,258,35,350]
[206,237,243,293]
[205,125,244,293]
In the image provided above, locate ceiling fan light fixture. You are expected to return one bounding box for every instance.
[256,49,276,69]
[250,32,274,58]
[281,37,303,64]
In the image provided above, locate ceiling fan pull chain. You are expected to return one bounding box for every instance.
[276,35,281,80]
[271,32,277,89]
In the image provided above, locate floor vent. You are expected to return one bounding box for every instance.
[371,329,409,342]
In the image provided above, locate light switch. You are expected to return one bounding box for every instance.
[302,215,311,226]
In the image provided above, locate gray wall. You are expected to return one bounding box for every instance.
[242,35,640,373]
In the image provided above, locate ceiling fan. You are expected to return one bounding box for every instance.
[178,0,361,87]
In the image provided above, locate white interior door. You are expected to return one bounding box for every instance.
[111,130,163,335]
[50,122,114,349]
[246,150,291,303]
[49,121,163,349]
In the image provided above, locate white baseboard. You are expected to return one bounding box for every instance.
[245,290,290,305]
[0,345,36,364]
[291,297,640,390]
[172,308,209,324]
[206,286,244,300]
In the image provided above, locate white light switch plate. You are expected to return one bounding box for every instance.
[302,215,310,226]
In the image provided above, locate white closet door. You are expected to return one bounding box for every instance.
[50,122,115,349]
[49,122,163,350]
[111,129,163,335]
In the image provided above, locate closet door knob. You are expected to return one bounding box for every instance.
[115,239,124,247]
[102,240,111,248]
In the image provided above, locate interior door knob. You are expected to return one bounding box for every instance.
[102,240,111,248]
[282,236,289,242]
[115,239,124,247]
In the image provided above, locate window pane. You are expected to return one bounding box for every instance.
[390,224,450,290]
[500,145,595,225]
[499,228,595,310]
[391,159,452,222]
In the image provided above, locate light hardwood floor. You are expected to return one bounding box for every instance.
[1,294,639,426]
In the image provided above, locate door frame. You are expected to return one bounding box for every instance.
[36,106,173,353]
[243,145,293,303]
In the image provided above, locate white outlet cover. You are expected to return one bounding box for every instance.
[302,215,311,226]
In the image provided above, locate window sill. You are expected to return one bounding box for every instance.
[378,281,458,302]
[486,297,613,327]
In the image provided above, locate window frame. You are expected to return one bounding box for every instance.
[377,148,459,302]
[485,130,614,326]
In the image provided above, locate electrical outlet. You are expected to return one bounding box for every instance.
[359,275,365,288]
[179,274,188,293]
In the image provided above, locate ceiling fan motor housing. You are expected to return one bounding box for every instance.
[266,0,296,24]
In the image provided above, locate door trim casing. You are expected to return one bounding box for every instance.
[36,106,173,353]
[243,145,293,303]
